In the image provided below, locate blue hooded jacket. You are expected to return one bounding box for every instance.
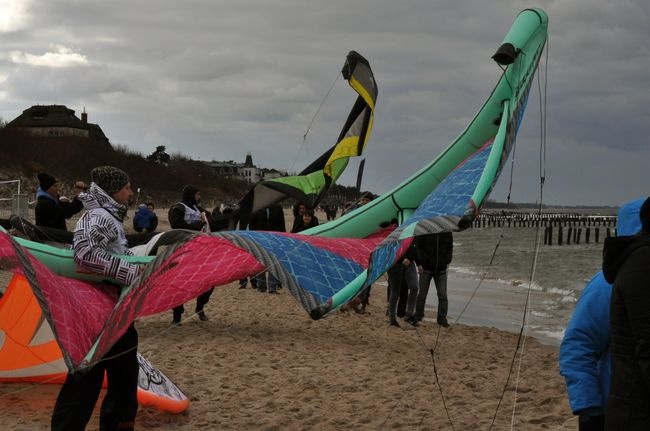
[559,198,644,414]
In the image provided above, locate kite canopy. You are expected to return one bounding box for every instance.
[0,9,548,373]
[238,50,377,218]
[305,8,549,314]
[0,273,189,413]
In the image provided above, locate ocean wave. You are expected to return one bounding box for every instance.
[561,295,577,303]
[536,329,565,342]
[531,310,552,319]
[547,287,575,297]
[450,266,550,292]
[510,279,544,291]
[449,265,479,276]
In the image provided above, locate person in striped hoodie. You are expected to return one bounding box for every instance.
[52,166,140,431]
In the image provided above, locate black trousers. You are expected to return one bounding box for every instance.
[386,269,412,318]
[172,287,215,316]
[51,324,139,431]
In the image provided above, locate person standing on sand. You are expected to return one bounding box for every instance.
[291,208,319,233]
[168,185,213,324]
[248,203,286,293]
[560,198,644,431]
[291,202,308,233]
[386,242,418,327]
[601,196,650,430]
[354,194,374,312]
[51,166,140,431]
[133,202,158,233]
[406,232,453,327]
[34,173,85,231]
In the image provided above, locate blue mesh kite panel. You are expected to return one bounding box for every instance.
[406,142,493,225]
[364,142,493,286]
[226,231,365,307]
[365,240,402,287]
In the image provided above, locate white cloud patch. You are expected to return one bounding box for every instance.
[10,45,89,68]
[0,0,30,33]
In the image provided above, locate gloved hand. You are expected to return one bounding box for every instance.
[578,407,604,431]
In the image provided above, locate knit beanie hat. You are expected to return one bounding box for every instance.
[640,196,650,233]
[91,166,130,196]
[37,173,58,191]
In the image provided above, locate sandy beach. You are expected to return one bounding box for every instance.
[0,281,575,430]
[0,208,577,429]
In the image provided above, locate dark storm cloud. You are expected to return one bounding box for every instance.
[1,0,648,205]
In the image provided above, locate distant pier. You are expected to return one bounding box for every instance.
[472,211,617,245]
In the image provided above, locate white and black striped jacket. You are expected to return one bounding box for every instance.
[73,182,138,285]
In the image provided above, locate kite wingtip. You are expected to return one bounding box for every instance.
[310,300,333,320]
[458,216,473,231]
[310,308,326,320]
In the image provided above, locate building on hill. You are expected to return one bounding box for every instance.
[206,152,285,184]
[240,152,258,183]
[259,167,284,181]
[207,160,244,178]
[6,105,110,146]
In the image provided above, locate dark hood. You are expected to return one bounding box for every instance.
[603,233,650,283]
[602,197,650,283]
[181,185,199,207]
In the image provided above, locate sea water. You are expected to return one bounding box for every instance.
[448,225,606,345]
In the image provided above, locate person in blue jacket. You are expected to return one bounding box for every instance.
[133,202,158,232]
[559,197,644,431]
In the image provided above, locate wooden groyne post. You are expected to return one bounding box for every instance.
[473,212,617,246]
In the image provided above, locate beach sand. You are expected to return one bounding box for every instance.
[0,208,577,429]
[0,281,575,430]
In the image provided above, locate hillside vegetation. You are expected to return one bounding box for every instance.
[0,127,250,208]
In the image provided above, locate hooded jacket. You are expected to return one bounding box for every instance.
[133,205,158,232]
[168,186,207,231]
[602,197,650,430]
[559,198,644,418]
[34,188,83,231]
[72,182,139,286]
[291,203,307,232]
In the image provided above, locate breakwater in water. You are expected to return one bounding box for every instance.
[473,211,618,245]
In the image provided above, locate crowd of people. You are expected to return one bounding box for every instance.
[31,173,454,331]
[26,169,650,430]
[383,230,453,328]
[31,172,456,329]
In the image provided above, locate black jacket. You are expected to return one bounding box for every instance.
[602,232,650,430]
[168,203,207,231]
[208,208,238,232]
[249,204,286,232]
[291,214,319,233]
[414,232,453,273]
[168,186,209,231]
[34,195,83,231]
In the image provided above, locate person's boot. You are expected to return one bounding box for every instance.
[405,316,419,327]
[437,317,449,328]
[197,309,209,321]
[172,309,182,325]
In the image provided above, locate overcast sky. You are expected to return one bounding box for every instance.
[1,0,648,206]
